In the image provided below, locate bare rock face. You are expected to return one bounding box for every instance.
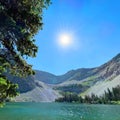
[84,75,120,97]
[15,81,61,102]
[94,53,120,81]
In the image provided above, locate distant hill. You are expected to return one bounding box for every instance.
[7,53,120,102]
[33,69,94,84]
[33,70,58,84]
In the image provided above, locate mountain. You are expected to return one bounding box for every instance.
[33,69,94,84]
[6,73,61,102]
[34,53,120,85]
[55,53,120,90]
[15,81,61,102]
[81,53,120,96]
[33,70,58,84]
[8,53,120,102]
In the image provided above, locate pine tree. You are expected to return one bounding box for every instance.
[0,0,51,104]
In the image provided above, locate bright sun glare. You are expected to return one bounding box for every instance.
[58,33,73,48]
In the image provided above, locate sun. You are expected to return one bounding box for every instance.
[58,33,73,48]
[55,29,79,51]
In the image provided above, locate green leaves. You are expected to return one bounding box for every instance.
[0,77,7,85]
[0,0,51,105]
[0,0,50,77]
[0,65,18,104]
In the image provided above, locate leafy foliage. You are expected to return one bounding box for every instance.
[0,0,50,76]
[0,64,18,104]
[0,0,50,105]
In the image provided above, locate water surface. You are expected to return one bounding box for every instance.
[0,102,120,120]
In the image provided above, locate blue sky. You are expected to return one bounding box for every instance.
[27,0,120,75]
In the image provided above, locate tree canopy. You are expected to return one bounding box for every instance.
[0,0,50,104]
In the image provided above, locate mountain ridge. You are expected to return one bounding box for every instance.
[8,53,120,102]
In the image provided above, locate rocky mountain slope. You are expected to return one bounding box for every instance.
[83,75,120,97]
[7,73,61,102]
[81,53,120,96]
[55,53,120,95]
[8,53,120,102]
[15,81,61,102]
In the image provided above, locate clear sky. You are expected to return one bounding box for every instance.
[27,0,120,75]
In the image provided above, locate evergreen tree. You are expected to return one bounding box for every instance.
[0,0,50,104]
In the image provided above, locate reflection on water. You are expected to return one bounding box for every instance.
[59,103,120,120]
[0,103,120,120]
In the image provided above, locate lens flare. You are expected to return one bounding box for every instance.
[58,33,73,48]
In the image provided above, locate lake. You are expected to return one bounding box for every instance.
[0,102,120,120]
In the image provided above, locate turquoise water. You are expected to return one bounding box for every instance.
[0,102,120,120]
